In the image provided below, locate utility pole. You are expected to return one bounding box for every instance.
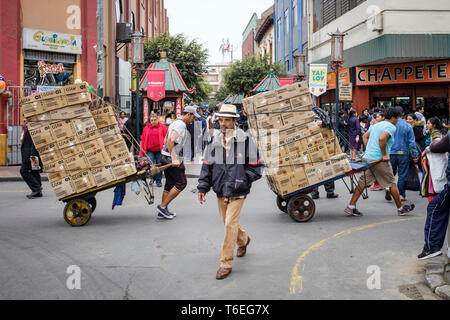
[96,0,104,98]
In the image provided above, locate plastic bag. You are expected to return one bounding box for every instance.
[427,149,448,193]
[404,162,420,191]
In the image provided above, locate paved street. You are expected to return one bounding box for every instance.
[0,176,442,300]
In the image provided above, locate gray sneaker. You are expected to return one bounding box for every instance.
[344,207,364,217]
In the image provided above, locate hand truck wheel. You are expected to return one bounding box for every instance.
[276,195,288,214]
[63,199,92,227]
[87,197,97,213]
[287,194,316,223]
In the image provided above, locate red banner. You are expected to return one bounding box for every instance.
[176,97,182,118]
[279,78,294,87]
[147,69,166,101]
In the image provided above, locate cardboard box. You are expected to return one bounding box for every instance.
[255,113,283,130]
[325,138,342,157]
[290,166,310,190]
[44,159,68,183]
[59,143,84,159]
[99,126,122,145]
[38,148,62,166]
[41,96,67,112]
[321,128,335,140]
[106,139,130,162]
[22,101,44,118]
[91,165,116,187]
[94,116,118,129]
[307,145,330,165]
[84,145,111,168]
[29,124,55,148]
[64,152,89,172]
[73,117,97,136]
[51,176,76,200]
[71,170,96,194]
[297,111,316,124]
[26,111,52,123]
[21,92,42,106]
[51,120,77,141]
[330,153,352,175]
[63,82,89,95]
[49,104,90,120]
[307,121,322,136]
[279,126,303,146]
[39,87,65,100]
[65,92,92,106]
[57,135,79,151]
[81,138,105,152]
[111,153,136,179]
[304,132,325,149]
[290,149,311,168]
[92,104,118,129]
[290,95,313,111]
[77,129,101,144]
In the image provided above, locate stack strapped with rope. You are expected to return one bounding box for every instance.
[20,82,137,200]
[242,81,352,196]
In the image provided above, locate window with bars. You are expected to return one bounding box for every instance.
[320,0,367,28]
[322,0,336,26]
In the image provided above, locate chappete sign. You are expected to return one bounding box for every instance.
[147,69,166,102]
[309,64,328,96]
[23,28,82,54]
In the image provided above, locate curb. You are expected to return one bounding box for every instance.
[424,255,450,300]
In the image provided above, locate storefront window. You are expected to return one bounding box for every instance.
[24,60,74,89]
[417,97,449,122]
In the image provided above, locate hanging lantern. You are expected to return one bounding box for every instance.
[294,53,306,77]
[0,80,6,94]
[131,31,145,64]
[330,28,345,63]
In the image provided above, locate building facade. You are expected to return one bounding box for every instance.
[242,13,259,58]
[255,6,275,63]
[274,0,308,74]
[308,0,450,119]
[203,63,231,99]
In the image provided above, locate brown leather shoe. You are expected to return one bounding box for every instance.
[237,236,251,258]
[216,267,232,280]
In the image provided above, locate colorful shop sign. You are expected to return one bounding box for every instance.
[37,61,65,77]
[309,64,328,96]
[356,60,450,86]
[23,28,82,54]
[327,68,350,90]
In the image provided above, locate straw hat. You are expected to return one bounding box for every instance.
[216,104,239,118]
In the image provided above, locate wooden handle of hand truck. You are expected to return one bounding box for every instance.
[150,163,173,176]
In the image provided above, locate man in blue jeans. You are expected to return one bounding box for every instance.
[388,107,418,202]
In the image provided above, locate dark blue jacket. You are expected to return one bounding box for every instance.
[197,129,264,198]
[390,119,419,158]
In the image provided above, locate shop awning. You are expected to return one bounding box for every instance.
[251,73,280,93]
[223,94,245,105]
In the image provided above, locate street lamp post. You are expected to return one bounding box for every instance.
[131,31,145,143]
[329,28,345,135]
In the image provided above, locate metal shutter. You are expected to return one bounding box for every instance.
[322,0,336,26]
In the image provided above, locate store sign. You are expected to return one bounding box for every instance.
[327,68,350,90]
[339,82,353,101]
[356,60,450,86]
[38,61,64,77]
[23,28,82,54]
[147,69,166,102]
[309,64,328,96]
[176,97,182,118]
[143,98,149,124]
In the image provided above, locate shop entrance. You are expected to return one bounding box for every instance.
[416,97,449,121]
[374,97,412,112]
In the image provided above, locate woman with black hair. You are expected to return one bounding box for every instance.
[425,117,442,147]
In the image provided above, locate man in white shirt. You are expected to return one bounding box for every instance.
[157,105,200,219]
[415,106,427,136]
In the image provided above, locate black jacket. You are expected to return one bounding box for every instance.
[21,129,40,171]
[197,129,264,198]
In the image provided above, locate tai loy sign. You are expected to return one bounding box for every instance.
[356,61,450,85]
[309,64,328,97]
[23,28,82,55]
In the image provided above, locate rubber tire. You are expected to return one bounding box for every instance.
[87,198,97,213]
[63,199,92,227]
[287,195,316,223]
[276,196,289,214]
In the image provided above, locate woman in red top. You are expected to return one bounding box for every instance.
[140,113,168,187]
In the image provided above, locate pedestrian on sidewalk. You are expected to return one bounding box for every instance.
[197,104,264,280]
[156,105,200,220]
[348,110,361,161]
[418,132,450,260]
[344,107,415,217]
[118,111,128,132]
[140,113,168,187]
[387,106,419,202]
[20,121,42,199]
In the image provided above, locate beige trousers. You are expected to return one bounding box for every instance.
[217,197,249,268]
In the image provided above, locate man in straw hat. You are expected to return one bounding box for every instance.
[157,105,200,220]
[197,104,264,280]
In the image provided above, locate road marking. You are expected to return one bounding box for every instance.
[289,216,425,294]
[0,190,51,193]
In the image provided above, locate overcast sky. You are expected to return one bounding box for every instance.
[165,0,274,65]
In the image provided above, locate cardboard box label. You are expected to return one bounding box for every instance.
[106,140,130,162]
[99,126,122,145]
[73,117,97,136]
[60,143,84,159]
[51,120,77,141]
[49,104,90,120]
[65,92,92,106]
[44,159,67,183]
[84,146,111,168]
[91,165,116,187]
[51,176,76,200]
[77,130,101,144]
[41,96,66,112]
[71,170,96,194]
[22,101,44,117]
[29,124,55,148]
[64,152,89,172]
[63,82,89,95]
[57,135,79,150]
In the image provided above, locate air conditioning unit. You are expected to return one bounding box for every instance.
[116,22,133,43]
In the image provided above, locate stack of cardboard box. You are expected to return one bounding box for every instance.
[21,83,136,200]
[242,81,352,196]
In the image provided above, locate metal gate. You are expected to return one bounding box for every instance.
[6,86,32,165]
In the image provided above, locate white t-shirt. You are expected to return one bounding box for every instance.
[161,119,187,158]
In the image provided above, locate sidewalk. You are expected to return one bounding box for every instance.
[0,163,201,182]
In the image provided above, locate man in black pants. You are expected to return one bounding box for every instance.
[20,122,42,199]
[311,182,339,199]
[157,105,200,219]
